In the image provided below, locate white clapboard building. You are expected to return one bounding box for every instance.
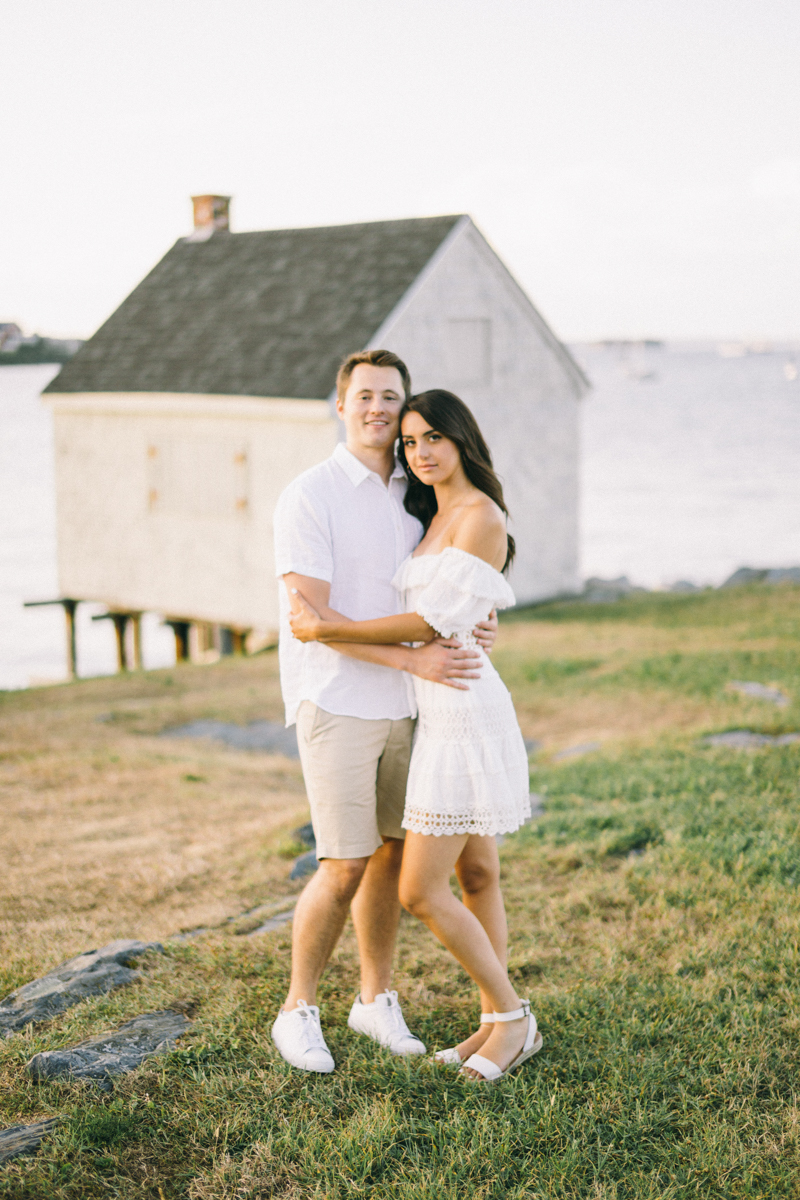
[44,197,588,660]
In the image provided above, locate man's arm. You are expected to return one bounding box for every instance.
[282,573,482,690]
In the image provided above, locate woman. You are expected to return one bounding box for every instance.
[287,390,540,1083]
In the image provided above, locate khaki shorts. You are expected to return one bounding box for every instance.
[295,701,415,860]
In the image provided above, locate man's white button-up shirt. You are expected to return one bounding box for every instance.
[274,442,423,726]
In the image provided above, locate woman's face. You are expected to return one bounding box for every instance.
[401,411,463,485]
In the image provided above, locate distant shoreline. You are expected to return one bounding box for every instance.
[0,336,83,366]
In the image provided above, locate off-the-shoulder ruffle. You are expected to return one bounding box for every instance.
[392,547,516,638]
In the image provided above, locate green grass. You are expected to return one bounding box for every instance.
[521,658,604,685]
[505,581,800,632]
[3,586,800,1197]
[4,743,800,1197]
[606,649,800,698]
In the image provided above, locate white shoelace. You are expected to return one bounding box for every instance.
[381,990,411,1036]
[294,999,327,1050]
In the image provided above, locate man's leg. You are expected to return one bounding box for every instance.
[344,716,426,1056]
[284,855,368,1011]
[350,715,415,1000]
[347,839,425,1054]
[276,704,387,1057]
[350,836,404,1004]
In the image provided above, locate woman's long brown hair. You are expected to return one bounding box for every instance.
[398,389,515,572]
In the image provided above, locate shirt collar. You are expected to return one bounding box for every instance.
[333,441,407,487]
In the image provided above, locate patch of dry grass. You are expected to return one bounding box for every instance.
[3,585,800,973]
[0,656,308,976]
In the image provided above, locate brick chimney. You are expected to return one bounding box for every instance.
[188,195,231,240]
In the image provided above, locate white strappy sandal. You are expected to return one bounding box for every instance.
[433,1013,495,1066]
[459,1000,543,1083]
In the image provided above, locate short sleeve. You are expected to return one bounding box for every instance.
[273,481,334,581]
[412,550,515,637]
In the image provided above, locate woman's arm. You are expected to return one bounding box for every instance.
[281,574,485,688]
[288,587,434,644]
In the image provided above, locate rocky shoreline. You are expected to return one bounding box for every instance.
[579,564,800,604]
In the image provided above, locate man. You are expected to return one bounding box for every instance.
[271,349,497,1073]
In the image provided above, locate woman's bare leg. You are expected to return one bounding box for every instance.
[449,836,509,1060]
[399,832,527,1076]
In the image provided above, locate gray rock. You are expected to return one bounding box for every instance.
[582,576,648,604]
[721,567,769,588]
[721,565,800,588]
[496,794,545,846]
[728,681,789,707]
[0,1119,58,1164]
[0,940,163,1036]
[27,1010,188,1091]
[170,927,208,941]
[704,730,800,748]
[528,792,546,817]
[247,909,296,936]
[290,850,319,880]
[172,895,304,941]
[161,719,299,757]
[293,823,316,849]
[552,741,602,761]
[765,567,800,584]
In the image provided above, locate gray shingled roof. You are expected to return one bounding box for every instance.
[45,215,463,399]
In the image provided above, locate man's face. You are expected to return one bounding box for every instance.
[337,364,405,452]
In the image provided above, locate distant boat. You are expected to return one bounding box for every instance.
[718,341,774,358]
[612,340,659,382]
[623,365,658,382]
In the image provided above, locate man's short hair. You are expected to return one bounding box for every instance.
[336,349,412,403]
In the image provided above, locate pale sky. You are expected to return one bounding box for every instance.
[3,0,799,341]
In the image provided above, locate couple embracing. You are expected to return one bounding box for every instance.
[271,349,540,1084]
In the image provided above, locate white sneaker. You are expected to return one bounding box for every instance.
[347,990,426,1056]
[271,999,335,1073]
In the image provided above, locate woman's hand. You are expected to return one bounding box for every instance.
[288,589,330,642]
[473,609,498,653]
[285,581,430,646]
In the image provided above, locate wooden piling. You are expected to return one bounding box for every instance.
[63,600,78,679]
[91,611,143,672]
[164,620,191,662]
[131,614,143,670]
[23,598,79,680]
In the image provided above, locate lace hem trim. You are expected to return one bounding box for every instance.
[402,801,531,838]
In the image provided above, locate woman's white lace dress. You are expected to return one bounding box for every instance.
[392,547,531,838]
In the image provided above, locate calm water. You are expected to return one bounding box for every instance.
[2,346,799,690]
[0,365,175,690]
[573,342,800,588]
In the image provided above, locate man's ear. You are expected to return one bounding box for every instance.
[335,396,346,419]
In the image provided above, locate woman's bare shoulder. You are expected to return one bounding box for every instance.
[450,495,507,568]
